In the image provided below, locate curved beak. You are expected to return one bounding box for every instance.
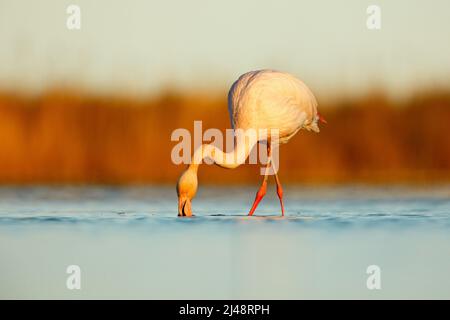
[178,196,193,217]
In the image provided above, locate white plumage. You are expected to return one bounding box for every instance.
[227,70,320,143]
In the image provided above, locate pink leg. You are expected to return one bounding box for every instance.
[248,144,271,216]
[248,179,267,216]
[274,171,285,216]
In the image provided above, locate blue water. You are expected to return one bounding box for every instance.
[0,185,449,299]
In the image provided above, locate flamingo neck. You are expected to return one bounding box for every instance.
[189,134,258,171]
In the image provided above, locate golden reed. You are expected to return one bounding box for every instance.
[0,89,449,184]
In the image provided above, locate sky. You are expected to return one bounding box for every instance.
[0,0,449,98]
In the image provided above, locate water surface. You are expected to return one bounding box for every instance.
[1,185,449,299]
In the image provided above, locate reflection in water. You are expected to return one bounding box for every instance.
[0,185,449,299]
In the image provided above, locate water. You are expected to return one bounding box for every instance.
[0,185,449,299]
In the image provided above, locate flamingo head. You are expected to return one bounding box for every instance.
[176,166,198,217]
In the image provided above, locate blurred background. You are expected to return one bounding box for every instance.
[1,0,449,184]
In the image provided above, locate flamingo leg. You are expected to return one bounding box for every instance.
[248,145,271,216]
[273,170,285,216]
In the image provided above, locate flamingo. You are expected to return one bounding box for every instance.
[176,69,326,217]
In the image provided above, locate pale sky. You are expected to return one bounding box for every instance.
[0,0,449,98]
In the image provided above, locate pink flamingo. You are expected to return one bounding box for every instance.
[176,70,325,217]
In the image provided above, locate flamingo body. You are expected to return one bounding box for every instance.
[228,70,320,143]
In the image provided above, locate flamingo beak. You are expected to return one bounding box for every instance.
[178,196,193,217]
[318,112,327,124]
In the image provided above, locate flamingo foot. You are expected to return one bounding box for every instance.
[178,197,193,217]
[248,181,267,216]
